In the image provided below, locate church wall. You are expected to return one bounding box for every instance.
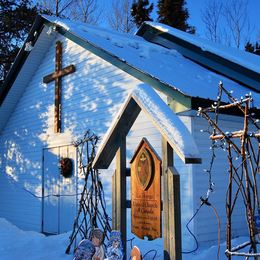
[0,27,241,251]
[0,32,146,232]
[0,30,197,252]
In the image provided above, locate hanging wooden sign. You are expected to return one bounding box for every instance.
[130,138,161,240]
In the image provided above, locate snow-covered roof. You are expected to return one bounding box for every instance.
[93,84,201,169]
[136,22,260,94]
[42,15,260,107]
[1,15,260,112]
[142,22,260,74]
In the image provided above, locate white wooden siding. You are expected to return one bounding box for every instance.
[0,32,146,232]
[0,27,56,133]
[0,24,253,251]
[0,28,195,250]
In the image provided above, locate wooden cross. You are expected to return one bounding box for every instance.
[43,41,75,133]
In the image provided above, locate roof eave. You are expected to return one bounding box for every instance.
[136,23,260,93]
[0,15,190,108]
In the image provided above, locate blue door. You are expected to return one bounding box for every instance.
[42,145,77,234]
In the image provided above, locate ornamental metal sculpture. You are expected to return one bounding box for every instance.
[198,82,260,259]
[66,130,111,255]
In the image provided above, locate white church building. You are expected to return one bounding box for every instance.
[0,15,259,254]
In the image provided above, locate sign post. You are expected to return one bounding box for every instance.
[162,138,182,260]
[92,91,201,259]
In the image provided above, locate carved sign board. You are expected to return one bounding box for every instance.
[130,138,161,240]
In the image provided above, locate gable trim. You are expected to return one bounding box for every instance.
[93,85,201,169]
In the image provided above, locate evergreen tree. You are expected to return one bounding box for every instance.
[157,0,195,33]
[256,43,260,55]
[244,41,260,56]
[245,42,254,53]
[131,0,153,27]
[0,0,38,87]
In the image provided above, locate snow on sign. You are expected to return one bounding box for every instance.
[130,138,161,240]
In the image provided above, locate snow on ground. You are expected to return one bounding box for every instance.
[0,217,254,260]
[0,218,71,260]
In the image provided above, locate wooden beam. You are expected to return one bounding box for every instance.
[162,138,182,260]
[43,65,75,83]
[162,138,171,259]
[168,166,182,260]
[201,98,251,113]
[55,40,62,133]
[211,131,260,140]
[93,98,141,169]
[112,171,117,229]
[42,41,75,133]
[115,134,127,259]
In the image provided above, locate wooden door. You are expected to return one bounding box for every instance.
[42,145,77,234]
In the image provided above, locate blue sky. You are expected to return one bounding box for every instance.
[35,0,260,43]
[186,0,260,40]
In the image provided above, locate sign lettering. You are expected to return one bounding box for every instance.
[130,138,161,240]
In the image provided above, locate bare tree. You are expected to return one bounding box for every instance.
[70,0,102,24]
[108,0,135,33]
[37,0,102,24]
[201,0,223,43]
[224,0,250,48]
[37,0,76,17]
[201,0,252,49]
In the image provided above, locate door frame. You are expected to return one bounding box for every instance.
[41,143,78,234]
